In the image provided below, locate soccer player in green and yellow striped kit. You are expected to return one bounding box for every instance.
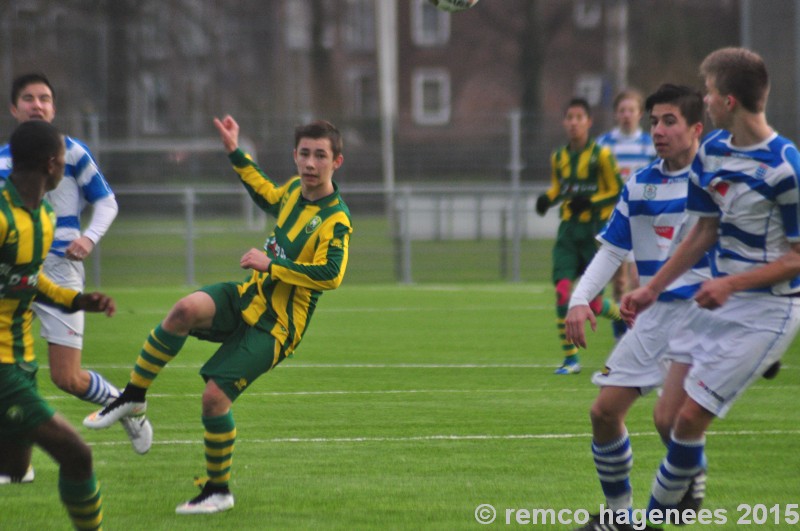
[536,98,623,375]
[0,120,115,530]
[85,115,352,514]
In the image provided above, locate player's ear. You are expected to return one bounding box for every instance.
[333,154,343,171]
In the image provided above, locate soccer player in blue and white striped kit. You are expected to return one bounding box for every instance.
[598,90,658,339]
[623,47,800,529]
[565,84,710,531]
[0,74,152,473]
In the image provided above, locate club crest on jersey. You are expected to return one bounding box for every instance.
[643,184,657,200]
[305,215,322,234]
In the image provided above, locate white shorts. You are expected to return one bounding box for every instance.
[667,293,800,418]
[33,255,85,349]
[591,300,703,395]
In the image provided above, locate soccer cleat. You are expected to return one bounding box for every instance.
[554,362,581,375]
[119,413,153,454]
[0,465,34,485]
[574,513,660,530]
[674,469,706,525]
[83,396,147,429]
[175,483,235,515]
[762,361,781,379]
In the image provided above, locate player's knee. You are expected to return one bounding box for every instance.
[589,400,621,427]
[653,409,674,443]
[165,298,201,331]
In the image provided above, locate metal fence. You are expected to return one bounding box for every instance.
[85,185,557,289]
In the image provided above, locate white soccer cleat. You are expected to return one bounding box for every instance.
[0,465,34,485]
[119,414,153,454]
[175,484,235,515]
[83,398,147,429]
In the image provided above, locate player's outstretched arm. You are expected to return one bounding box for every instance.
[213,115,240,153]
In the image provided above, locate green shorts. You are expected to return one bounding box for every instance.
[0,363,55,442]
[192,282,283,402]
[551,220,602,284]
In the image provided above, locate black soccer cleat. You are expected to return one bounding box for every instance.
[762,361,781,380]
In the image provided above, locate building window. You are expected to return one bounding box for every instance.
[343,0,375,51]
[574,73,603,107]
[348,68,378,118]
[412,68,451,125]
[574,0,602,29]
[411,0,450,47]
[140,73,168,134]
[285,0,312,50]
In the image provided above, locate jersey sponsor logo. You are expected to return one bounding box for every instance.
[264,236,287,260]
[6,229,17,245]
[304,215,322,234]
[0,272,39,295]
[654,226,675,240]
[234,378,248,391]
[330,237,344,250]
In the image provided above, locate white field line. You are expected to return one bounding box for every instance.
[88,429,800,448]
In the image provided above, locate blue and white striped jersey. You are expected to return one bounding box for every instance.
[688,129,800,296]
[0,136,115,257]
[599,159,713,301]
[597,127,657,183]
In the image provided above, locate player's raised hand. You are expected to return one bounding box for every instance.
[213,115,240,153]
[240,248,272,272]
[564,304,595,349]
[74,292,116,317]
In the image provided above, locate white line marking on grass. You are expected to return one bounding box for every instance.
[42,363,562,370]
[43,387,583,401]
[87,429,800,448]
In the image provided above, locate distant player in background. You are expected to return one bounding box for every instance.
[623,47,800,527]
[565,84,709,530]
[535,97,623,375]
[85,115,353,515]
[0,120,115,529]
[0,73,152,464]
[597,89,657,339]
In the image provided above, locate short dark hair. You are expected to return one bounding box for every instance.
[565,97,592,117]
[645,84,704,125]
[699,47,769,113]
[9,120,63,173]
[295,120,343,158]
[11,72,55,105]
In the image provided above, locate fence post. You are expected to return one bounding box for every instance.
[183,188,196,285]
[399,186,413,284]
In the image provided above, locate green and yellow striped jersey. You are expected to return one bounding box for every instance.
[0,180,79,365]
[544,139,622,222]
[228,149,352,359]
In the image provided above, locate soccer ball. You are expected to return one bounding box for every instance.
[428,0,480,12]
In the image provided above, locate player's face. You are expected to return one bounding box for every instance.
[704,76,730,129]
[10,83,56,124]
[563,106,591,144]
[615,98,642,133]
[649,103,700,170]
[293,137,343,198]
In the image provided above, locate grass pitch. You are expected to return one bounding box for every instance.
[4,284,799,530]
